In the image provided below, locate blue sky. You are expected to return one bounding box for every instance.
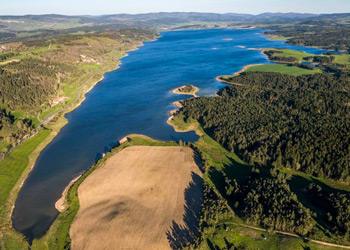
[1,0,350,15]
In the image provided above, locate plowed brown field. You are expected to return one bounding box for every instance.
[70,146,203,250]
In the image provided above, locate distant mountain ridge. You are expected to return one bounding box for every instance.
[0,12,349,43]
[0,12,321,23]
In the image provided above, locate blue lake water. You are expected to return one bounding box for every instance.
[12,29,331,241]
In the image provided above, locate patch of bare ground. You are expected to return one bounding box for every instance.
[70,146,203,250]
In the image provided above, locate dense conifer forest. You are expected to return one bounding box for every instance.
[179,72,350,180]
[176,70,350,247]
[225,169,315,235]
[308,183,350,236]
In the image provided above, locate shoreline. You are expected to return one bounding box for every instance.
[215,48,269,85]
[71,41,149,113]
[167,116,181,132]
[4,36,161,247]
[167,101,185,131]
[55,175,81,212]
[173,101,183,108]
[2,35,162,161]
[247,47,269,60]
[233,63,264,76]
[215,64,263,85]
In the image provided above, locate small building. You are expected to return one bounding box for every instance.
[52,96,67,106]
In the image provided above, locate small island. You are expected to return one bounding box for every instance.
[172,84,199,97]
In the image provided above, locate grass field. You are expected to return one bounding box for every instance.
[246,63,321,76]
[0,129,51,249]
[265,48,350,67]
[198,222,341,250]
[0,129,50,220]
[333,53,350,64]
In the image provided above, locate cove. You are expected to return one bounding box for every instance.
[11,29,331,242]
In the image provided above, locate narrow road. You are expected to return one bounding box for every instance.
[0,59,20,66]
[37,74,96,126]
[230,223,350,249]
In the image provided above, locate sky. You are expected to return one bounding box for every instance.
[1,0,350,15]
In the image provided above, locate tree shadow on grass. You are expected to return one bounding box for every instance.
[208,155,253,198]
[287,173,350,237]
[166,172,203,249]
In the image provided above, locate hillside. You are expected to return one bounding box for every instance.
[0,29,157,155]
[1,12,350,43]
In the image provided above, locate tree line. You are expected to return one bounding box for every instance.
[263,50,298,63]
[224,168,315,235]
[308,183,350,237]
[177,72,350,180]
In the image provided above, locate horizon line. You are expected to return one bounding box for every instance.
[1,11,350,17]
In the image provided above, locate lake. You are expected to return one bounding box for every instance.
[11,29,330,242]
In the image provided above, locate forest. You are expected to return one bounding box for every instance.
[304,55,335,64]
[0,58,66,109]
[178,72,350,180]
[176,70,350,248]
[308,183,350,236]
[263,50,298,63]
[266,23,350,51]
[224,169,315,235]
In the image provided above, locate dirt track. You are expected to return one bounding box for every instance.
[70,146,203,250]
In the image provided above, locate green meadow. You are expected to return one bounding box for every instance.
[246,63,321,76]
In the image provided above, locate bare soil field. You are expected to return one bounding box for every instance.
[70,146,203,250]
